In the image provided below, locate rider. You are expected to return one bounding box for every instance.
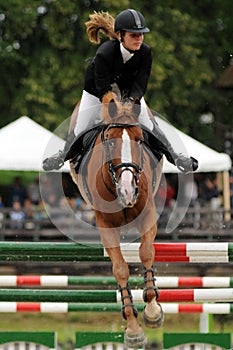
[43,9,198,173]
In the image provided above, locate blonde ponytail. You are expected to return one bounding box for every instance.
[85,11,118,44]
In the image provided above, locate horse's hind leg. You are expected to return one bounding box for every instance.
[139,224,164,328]
[105,246,147,348]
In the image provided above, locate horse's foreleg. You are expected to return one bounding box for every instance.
[105,246,146,348]
[139,224,164,328]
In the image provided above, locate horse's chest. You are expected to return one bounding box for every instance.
[99,204,144,227]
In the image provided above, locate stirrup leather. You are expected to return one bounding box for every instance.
[118,283,138,320]
[143,265,160,302]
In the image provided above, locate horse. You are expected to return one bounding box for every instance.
[69,92,164,348]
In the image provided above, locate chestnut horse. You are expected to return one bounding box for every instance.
[70,92,164,348]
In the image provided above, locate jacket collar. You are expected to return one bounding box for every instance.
[120,42,134,63]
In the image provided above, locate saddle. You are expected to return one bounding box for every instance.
[67,122,105,172]
[67,123,163,174]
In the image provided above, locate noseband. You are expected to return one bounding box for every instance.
[101,123,144,194]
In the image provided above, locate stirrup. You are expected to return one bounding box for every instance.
[143,265,160,302]
[118,283,138,320]
[43,150,65,171]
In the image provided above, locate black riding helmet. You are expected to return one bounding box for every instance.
[114,9,150,33]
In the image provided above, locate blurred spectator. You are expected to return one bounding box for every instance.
[156,176,176,228]
[0,195,4,229]
[33,199,49,221]
[68,196,95,224]
[0,195,4,208]
[76,196,89,211]
[165,178,176,207]
[9,200,25,229]
[199,176,221,207]
[199,175,222,228]
[9,176,26,206]
[23,198,36,230]
[156,177,176,209]
[27,177,40,205]
[45,193,58,208]
[69,197,82,219]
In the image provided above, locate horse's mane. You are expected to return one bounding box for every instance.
[85,11,118,44]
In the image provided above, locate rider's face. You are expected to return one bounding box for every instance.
[121,32,144,51]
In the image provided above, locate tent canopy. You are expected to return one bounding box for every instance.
[0,116,231,173]
[156,116,232,173]
[0,116,66,172]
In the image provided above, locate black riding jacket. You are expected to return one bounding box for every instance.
[84,39,152,101]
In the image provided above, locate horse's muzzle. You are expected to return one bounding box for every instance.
[117,171,139,208]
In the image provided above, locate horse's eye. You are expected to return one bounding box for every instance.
[137,139,143,145]
[108,139,115,148]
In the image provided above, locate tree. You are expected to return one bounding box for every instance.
[0,0,232,152]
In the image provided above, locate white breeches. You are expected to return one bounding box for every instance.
[74,90,153,136]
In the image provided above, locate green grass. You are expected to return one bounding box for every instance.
[1,312,233,348]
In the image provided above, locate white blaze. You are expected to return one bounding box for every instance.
[121,129,132,163]
[120,129,134,205]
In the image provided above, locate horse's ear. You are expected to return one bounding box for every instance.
[108,99,118,118]
[101,91,119,122]
[132,98,141,118]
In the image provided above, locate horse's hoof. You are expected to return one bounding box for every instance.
[124,329,147,348]
[143,303,164,328]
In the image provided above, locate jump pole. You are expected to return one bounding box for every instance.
[0,242,232,262]
[0,288,232,302]
[1,275,233,288]
[0,302,233,314]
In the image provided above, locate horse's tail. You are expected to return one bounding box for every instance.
[85,11,118,44]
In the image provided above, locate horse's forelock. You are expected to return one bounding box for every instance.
[101,92,140,124]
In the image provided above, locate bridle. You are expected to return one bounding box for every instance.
[100,122,144,197]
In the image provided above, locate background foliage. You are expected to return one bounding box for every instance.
[0,0,232,152]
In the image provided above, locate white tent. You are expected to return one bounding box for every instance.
[0,116,67,172]
[0,116,231,173]
[156,116,232,173]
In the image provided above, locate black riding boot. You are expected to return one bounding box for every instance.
[151,119,198,174]
[42,130,76,171]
